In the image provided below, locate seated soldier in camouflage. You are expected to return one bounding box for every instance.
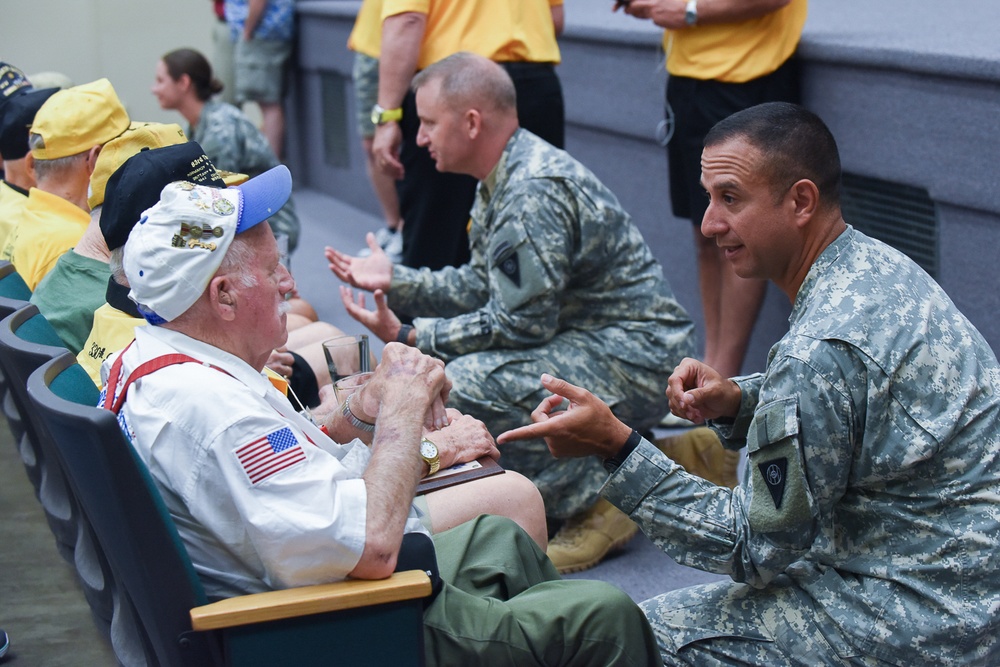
[326,52,696,573]
[500,102,1000,666]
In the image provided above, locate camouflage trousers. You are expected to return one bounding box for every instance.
[639,576,893,666]
[444,329,670,519]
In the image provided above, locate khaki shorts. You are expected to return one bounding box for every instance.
[352,52,380,138]
[234,38,292,104]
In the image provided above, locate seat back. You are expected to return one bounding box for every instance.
[0,304,123,639]
[0,305,73,553]
[0,262,32,465]
[28,352,223,667]
[0,260,32,305]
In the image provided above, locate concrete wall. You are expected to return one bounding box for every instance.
[1,0,217,124]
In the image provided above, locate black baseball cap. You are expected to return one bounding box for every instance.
[0,62,32,116]
[100,141,233,251]
[0,87,58,160]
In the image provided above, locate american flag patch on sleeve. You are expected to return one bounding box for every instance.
[235,426,306,485]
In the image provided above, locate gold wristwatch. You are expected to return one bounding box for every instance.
[420,437,440,476]
[371,103,403,126]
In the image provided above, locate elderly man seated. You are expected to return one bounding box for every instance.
[102,165,661,666]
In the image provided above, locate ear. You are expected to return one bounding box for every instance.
[24,152,35,180]
[788,179,820,228]
[178,73,194,94]
[208,274,238,322]
[466,109,482,140]
[85,144,102,177]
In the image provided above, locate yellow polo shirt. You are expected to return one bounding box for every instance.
[10,188,90,291]
[382,0,562,70]
[0,181,29,252]
[664,0,807,83]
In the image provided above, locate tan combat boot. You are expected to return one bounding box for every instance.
[655,427,740,488]
[546,498,638,574]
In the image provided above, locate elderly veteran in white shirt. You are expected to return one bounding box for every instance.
[102,165,661,666]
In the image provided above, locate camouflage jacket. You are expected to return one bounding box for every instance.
[605,227,1000,665]
[390,129,693,367]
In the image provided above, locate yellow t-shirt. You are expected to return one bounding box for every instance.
[382,0,562,70]
[348,0,384,58]
[79,302,145,387]
[664,0,807,83]
[0,181,29,253]
[11,188,90,291]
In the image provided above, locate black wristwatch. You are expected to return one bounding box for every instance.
[603,429,643,473]
[397,324,414,344]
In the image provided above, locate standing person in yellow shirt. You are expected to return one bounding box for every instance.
[371,0,565,272]
[347,0,403,262]
[620,0,807,379]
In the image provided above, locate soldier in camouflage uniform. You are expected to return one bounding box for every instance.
[500,102,1000,665]
[327,53,694,525]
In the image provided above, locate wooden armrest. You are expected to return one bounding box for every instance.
[190,570,432,631]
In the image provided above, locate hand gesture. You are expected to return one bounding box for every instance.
[619,0,688,30]
[324,233,394,292]
[497,374,632,460]
[665,357,742,424]
[339,287,404,345]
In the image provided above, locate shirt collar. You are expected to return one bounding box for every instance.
[136,325,274,397]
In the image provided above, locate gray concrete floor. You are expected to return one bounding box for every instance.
[0,186,728,665]
[0,418,117,666]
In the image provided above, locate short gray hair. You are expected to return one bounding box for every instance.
[412,52,516,115]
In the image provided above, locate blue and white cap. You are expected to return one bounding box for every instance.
[123,164,292,323]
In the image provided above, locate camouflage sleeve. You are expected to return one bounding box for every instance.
[604,347,859,587]
[391,257,490,319]
[708,372,764,450]
[405,178,575,360]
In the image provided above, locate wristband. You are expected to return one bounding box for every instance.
[603,429,643,473]
[396,324,414,344]
[341,393,376,432]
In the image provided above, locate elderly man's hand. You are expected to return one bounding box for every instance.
[325,235,394,292]
[619,0,690,30]
[427,408,500,469]
[666,357,742,424]
[356,342,451,430]
[338,287,404,344]
[497,374,632,460]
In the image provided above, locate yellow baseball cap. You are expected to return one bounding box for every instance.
[30,78,130,160]
[88,121,187,209]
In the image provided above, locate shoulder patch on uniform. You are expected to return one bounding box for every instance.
[757,457,788,509]
[491,240,521,288]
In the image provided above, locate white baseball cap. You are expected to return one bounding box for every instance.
[124,164,292,323]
